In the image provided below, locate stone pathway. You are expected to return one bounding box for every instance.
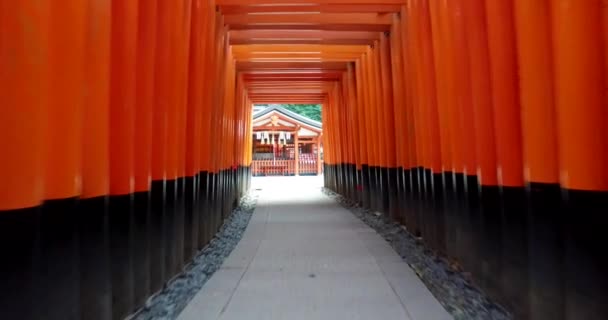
[178,176,451,320]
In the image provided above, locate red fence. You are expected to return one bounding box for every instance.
[252,156,319,176]
[300,155,318,175]
[252,159,294,176]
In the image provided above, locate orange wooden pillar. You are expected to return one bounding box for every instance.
[445,0,480,277]
[150,0,172,293]
[36,3,87,319]
[345,64,360,199]
[414,0,445,252]
[342,75,353,195]
[389,12,409,224]
[80,0,112,318]
[365,46,381,211]
[109,0,138,318]
[220,40,236,219]
[0,2,49,318]
[448,0,477,189]
[409,1,443,246]
[552,1,608,318]
[485,0,526,309]
[407,0,427,239]
[163,0,187,280]
[132,0,158,307]
[358,53,373,208]
[354,59,371,207]
[372,42,386,211]
[399,4,419,230]
[331,89,342,192]
[339,72,350,194]
[325,90,336,190]
[321,102,330,187]
[198,1,217,248]
[513,0,563,318]
[379,33,397,215]
[461,0,500,296]
[185,0,206,262]
[210,19,227,232]
[427,0,454,189]
[333,85,344,193]
[174,0,192,271]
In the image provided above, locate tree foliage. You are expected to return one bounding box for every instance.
[282,104,323,121]
[255,104,322,121]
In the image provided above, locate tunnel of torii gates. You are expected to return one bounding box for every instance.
[1,0,607,320]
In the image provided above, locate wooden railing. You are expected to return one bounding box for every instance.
[299,158,317,175]
[252,159,294,176]
[252,156,320,176]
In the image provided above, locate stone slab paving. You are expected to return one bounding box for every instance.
[178,176,452,320]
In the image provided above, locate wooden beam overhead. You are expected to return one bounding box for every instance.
[216,0,406,5]
[232,44,369,53]
[236,61,349,71]
[219,4,401,14]
[228,24,389,32]
[221,1,397,106]
[230,29,380,41]
[224,13,392,31]
[243,74,342,80]
[231,39,375,45]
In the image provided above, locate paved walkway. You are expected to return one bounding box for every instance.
[178,176,451,320]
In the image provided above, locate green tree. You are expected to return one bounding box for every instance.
[281,104,322,121]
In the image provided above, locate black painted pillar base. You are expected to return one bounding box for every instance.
[407,167,422,237]
[209,173,219,237]
[108,194,134,320]
[478,186,503,304]
[32,198,81,320]
[394,167,405,224]
[184,175,199,262]
[431,172,447,255]
[563,190,608,320]
[528,183,564,320]
[0,207,37,320]
[150,180,166,294]
[387,168,399,221]
[462,175,482,277]
[175,177,186,273]
[400,168,412,229]
[79,197,112,320]
[501,186,529,319]
[419,168,434,249]
[442,172,457,258]
[355,168,363,206]
[133,191,151,309]
[380,167,390,214]
[164,179,177,281]
[361,165,371,209]
[198,171,209,249]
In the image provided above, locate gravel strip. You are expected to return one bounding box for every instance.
[131,192,258,320]
[322,188,512,320]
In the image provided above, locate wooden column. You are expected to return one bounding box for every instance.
[317,135,323,175]
[294,127,300,176]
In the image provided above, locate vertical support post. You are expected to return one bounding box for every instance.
[80,0,112,318]
[553,1,608,318]
[513,1,562,318]
[109,0,138,318]
[0,3,49,319]
[485,0,526,311]
[317,136,323,176]
[294,127,300,176]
